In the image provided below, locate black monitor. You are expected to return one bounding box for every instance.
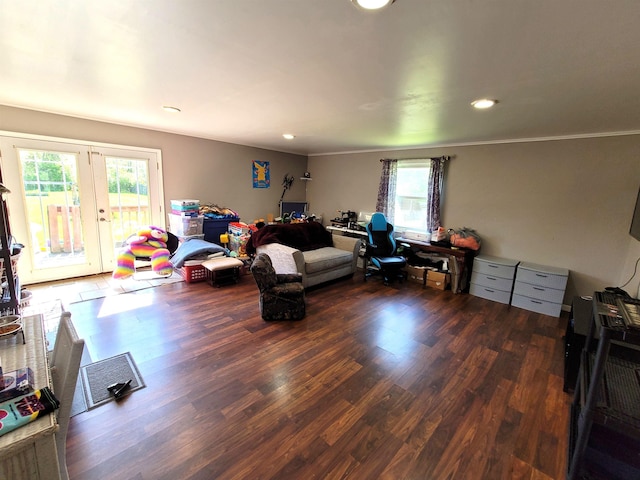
[280,201,307,218]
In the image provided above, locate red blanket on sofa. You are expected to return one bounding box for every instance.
[245,222,333,255]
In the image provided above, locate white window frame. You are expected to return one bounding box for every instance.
[393,159,431,234]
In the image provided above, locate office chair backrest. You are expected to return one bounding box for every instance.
[367,212,397,256]
[370,212,388,232]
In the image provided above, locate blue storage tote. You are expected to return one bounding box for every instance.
[203,217,239,244]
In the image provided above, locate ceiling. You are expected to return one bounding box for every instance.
[2,1,640,156]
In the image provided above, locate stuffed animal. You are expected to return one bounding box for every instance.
[112,226,173,279]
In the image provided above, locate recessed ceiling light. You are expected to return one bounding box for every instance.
[162,106,181,113]
[471,99,497,109]
[283,134,295,140]
[351,0,395,10]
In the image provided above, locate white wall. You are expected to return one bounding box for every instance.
[307,135,640,302]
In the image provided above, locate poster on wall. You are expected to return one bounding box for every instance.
[252,161,270,188]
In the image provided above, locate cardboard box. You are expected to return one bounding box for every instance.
[405,265,427,285]
[426,271,451,290]
[0,367,35,402]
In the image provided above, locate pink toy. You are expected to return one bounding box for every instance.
[112,226,173,279]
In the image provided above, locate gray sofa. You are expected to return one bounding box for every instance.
[254,234,362,288]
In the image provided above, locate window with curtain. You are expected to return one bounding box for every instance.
[376,156,446,234]
[394,159,431,232]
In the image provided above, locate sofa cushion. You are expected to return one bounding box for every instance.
[302,247,353,274]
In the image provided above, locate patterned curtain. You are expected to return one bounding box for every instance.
[426,156,446,232]
[375,159,397,221]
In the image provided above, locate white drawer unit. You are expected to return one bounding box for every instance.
[470,255,519,305]
[511,261,569,317]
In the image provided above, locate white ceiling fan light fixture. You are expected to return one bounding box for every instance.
[162,105,181,113]
[471,99,498,110]
[351,0,395,11]
[283,134,295,140]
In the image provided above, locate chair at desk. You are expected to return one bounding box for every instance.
[50,311,85,480]
[364,212,407,285]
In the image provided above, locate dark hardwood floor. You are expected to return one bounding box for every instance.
[65,271,571,480]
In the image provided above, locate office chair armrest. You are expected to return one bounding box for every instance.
[365,243,379,256]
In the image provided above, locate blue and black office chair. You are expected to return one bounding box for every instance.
[364,212,407,285]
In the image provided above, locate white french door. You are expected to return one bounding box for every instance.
[90,146,164,275]
[0,134,164,284]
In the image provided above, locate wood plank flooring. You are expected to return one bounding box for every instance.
[63,272,571,479]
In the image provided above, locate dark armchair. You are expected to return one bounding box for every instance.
[364,212,407,285]
[250,253,306,320]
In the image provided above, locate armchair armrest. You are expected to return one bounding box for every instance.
[331,234,361,253]
[330,234,362,273]
[276,273,303,283]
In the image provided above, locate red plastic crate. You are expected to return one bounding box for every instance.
[178,264,207,283]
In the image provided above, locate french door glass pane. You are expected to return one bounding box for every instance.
[106,157,151,250]
[18,148,85,268]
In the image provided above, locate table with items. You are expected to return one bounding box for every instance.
[0,314,60,480]
[396,238,477,293]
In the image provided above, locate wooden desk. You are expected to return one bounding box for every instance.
[0,314,60,480]
[397,238,478,293]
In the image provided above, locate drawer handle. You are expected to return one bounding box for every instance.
[488,265,499,268]
[487,276,497,281]
[535,273,548,278]
[533,287,545,291]
[484,288,495,292]
[531,300,543,304]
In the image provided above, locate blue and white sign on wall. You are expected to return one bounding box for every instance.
[252,161,270,188]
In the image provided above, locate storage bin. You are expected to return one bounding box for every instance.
[169,214,204,236]
[229,222,250,236]
[178,264,207,283]
[171,209,199,217]
[203,217,239,244]
[170,199,199,208]
[229,235,249,257]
